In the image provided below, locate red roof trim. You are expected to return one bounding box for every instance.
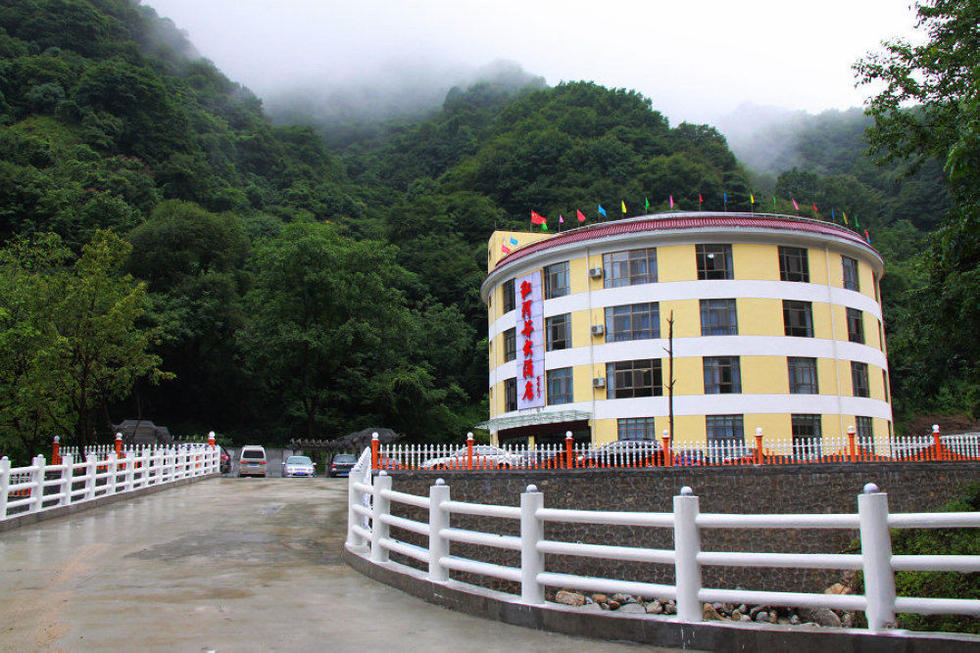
[493,212,878,271]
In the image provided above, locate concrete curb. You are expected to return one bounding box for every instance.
[0,472,220,533]
[343,545,980,652]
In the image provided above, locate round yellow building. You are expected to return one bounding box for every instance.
[479,212,892,452]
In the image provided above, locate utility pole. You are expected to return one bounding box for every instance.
[668,312,674,440]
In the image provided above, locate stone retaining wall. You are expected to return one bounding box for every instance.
[382,462,978,594]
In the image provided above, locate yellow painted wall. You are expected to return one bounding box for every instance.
[808,247,829,285]
[487,231,552,271]
[812,301,834,339]
[741,356,788,394]
[659,244,696,282]
[738,298,783,336]
[733,243,778,280]
[660,299,699,338]
[817,357,841,396]
[569,256,589,295]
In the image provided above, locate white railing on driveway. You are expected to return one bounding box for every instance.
[346,454,980,633]
[1,444,219,521]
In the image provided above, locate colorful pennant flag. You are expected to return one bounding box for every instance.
[576,209,586,223]
[831,207,836,221]
[621,200,627,215]
[864,230,871,243]
[530,210,547,225]
[854,214,861,228]
[559,215,565,223]
[813,203,819,214]
[842,211,849,225]
[644,196,650,212]
[669,195,674,209]
[724,192,728,204]
[792,199,799,211]
[501,244,511,254]
[750,193,755,205]
[541,222,548,231]
[598,204,607,218]
[772,196,777,208]
[510,237,519,246]
[699,193,704,206]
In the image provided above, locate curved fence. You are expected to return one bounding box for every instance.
[345,449,980,634]
[1,444,219,522]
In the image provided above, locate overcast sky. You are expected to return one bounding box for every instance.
[143,0,919,126]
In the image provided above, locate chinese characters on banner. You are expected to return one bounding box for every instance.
[516,270,545,409]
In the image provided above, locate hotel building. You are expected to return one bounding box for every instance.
[478,212,893,450]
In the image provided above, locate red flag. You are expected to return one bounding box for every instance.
[530,210,547,225]
[576,209,586,222]
[813,203,819,213]
[698,194,703,204]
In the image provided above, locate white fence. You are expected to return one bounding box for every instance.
[346,449,980,633]
[1,444,219,522]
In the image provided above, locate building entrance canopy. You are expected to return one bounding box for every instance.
[476,409,592,433]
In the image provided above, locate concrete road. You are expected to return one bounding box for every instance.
[0,478,660,652]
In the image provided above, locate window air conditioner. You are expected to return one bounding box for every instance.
[589,267,604,279]
[590,324,605,336]
[593,377,606,388]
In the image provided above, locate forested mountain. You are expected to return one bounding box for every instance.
[0,0,975,462]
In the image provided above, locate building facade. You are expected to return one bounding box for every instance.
[479,212,893,449]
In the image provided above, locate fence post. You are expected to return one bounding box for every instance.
[466,432,474,470]
[846,425,856,462]
[114,432,123,458]
[346,472,365,549]
[0,457,9,518]
[52,436,60,465]
[208,430,216,448]
[371,432,379,470]
[59,454,74,506]
[370,472,392,563]
[662,430,672,467]
[29,455,45,512]
[84,454,97,499]
[106,453,117,495]
[932,424,942,460]
[564,431,574,469]
[673,486,702,622]
[428,479,450,583]
[754,427,764,464]
[520,484,545,604]
[858,483,896,632]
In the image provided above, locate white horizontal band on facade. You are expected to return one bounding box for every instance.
[490,394,893,423]
[490,336,888,384]
[488,279,882,339]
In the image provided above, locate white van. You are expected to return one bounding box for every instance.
[238,445,267,477]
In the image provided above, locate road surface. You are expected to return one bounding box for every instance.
[0,477,669,652]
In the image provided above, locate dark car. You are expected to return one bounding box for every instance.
[219,446,231,474]
[329,453,357,477]
[576,440,663,468]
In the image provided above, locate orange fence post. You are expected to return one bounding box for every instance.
[371,432,379,470]
[466,432,474,470]
[661,430,672,467]
[932,424,942,461]
[847,426,856,462]
[114,432,123,457]
[52,436,60,465]
[754,428,763,465]
[565,431,574,469]
[207,430,216,448]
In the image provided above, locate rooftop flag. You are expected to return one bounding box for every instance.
[813,202,819,214]
[559,215,565,223]
[792,198,799,211]
[842,211,849,225]
[750,193,755,204]
[669,195,674,209]
[501,243,511,254]
[530,210,547,225]
[576,209,587,222]
[865,230,871,243]
[644,196,650,212]
[598,204,607,218]
[621,200,627,214]
[699,193,704,204]
[510,237,519,245]
[724,192,728,203]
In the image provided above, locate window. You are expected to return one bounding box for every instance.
[618,417,657,441]
[546,313,570,351]
[783,300,814,337]
[872,272,880,303]
[846,308,864,343]
[842,256,860,291]
[547,367,574,405]
[788,357,819,394]
[504,378,517,412]
[851,361,870,397]
[706,415,744,443]
[696,244,734,280]
[883,370,890,403]
[544,261,569,299]
[856,415,874,447]
[605,302,659,341]
[791,414,823,458]
[606,359,662,398]
[703,357,742,394]
[603,248,657,288]
[503,328,516,362]
[878,319,884,351]
[700,299,738,335]
[779,246,809,282]
[502,279,515,313]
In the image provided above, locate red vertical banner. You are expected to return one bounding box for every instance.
[516,270,545,410]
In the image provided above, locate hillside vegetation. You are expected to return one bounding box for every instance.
[0,0,975,461]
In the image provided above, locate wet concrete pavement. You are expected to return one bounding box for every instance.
[0,477,661,652]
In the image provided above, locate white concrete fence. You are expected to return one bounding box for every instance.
[345,449,980,633]
[1,443,219,521]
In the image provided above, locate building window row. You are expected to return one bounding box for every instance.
[606,302,659,341]
[546,313,570,351]
[603,248,657,288]
[606,359,663,398]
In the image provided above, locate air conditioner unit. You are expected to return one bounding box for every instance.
[589,267,603,279]
[593,377,606,388]
[590,324,605,336]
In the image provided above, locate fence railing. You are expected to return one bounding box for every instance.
[367,426,980,472]
[1,443,219,522]
[345,448,980,633]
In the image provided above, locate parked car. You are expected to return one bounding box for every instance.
[576,440,663,467]
[282,455,316,478]
[238,445,267,477]
[329,453,357,477]
[420,445,523,470]
[219,446,231,474]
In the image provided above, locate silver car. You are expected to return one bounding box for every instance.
[421,445,522,470]
[282,455,316,478]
